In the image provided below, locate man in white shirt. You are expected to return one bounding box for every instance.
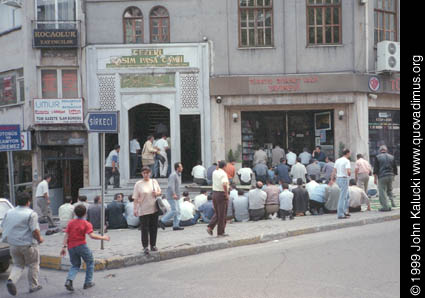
[348,179,371,212]
[305,175,319,197]
[58,196,74,229]
[35,174,56,227]
[290,158,307,183]
[331,149,352,219]
[279,183,294,220]
[286,148,297,167]
[237,167,254,185]
[129,137,141,178]
[298,148,312,166]
[155,135,169,178]
[193,190,208,211]
[105,145,120,189]
[191,161,207,185]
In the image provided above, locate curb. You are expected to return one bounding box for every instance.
[40,212,400,271]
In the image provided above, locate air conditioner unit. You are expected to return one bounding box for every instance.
[376,41,400,72]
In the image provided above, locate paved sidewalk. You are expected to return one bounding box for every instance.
[39,208,400,271]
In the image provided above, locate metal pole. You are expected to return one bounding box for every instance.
[7,151,16,206]
[100,133,105,250]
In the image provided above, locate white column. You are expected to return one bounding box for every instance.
[119,106,130,184]
[348,94,370,159]
[88,133,100,186]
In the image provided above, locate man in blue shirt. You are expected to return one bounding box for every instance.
[198,194,215,223]
[275,158,291,184]
[206,163,217,186]
[309,180,327,215]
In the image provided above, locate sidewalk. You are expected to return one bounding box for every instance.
[39,208,400,272]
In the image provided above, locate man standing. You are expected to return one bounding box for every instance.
[223,159,236,184]
[331,149,352,219]
[35,174,56,228]
[355,154,372,193]
[206,160,230,237]
[129,136,141,178]
[159,162,184,230]
[206,163,217,186]
[1,193,44,295]
[105,145,120,189]
[374,145,398,211]
[253,147,268,166]
[142,135,159,175]
[155,134,169,178]
[271,144,285,167]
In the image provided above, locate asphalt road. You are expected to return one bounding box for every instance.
[0,220,400,298]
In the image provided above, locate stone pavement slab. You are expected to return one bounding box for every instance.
[39,208,400,271]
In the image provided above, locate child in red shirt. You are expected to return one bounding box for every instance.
[60,204,110,291]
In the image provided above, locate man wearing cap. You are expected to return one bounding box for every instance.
[373,145,398,211]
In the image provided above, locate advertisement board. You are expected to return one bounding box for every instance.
[34,98,83,124]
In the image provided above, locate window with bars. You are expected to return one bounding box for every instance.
[123,7,143,44]
[374,0,397,44]
[306,0,341,45]
[150,6,170,43]
[239,0,273,48]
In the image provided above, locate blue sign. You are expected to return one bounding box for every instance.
[0,125,21,151]
[86,111,118,133]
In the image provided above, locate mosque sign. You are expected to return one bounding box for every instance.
[106,48,189,68]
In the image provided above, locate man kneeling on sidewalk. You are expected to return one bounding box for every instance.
[60,205,110,292]
[2,193,44,296]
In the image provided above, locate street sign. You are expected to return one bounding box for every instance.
[0,125,21,151]
[85,111,119,133]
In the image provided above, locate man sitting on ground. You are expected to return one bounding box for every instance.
[125,195,140,228]
[292,178,309,216]
[233,189,249,222]
[87,196,105,231]
[74,196,90,212]
[275,158,291,184]
[206,163,217,186]
[279,183,294,220]
[224,160,236,184]
[191,161,207,186]
[59,196,74,229]
[264,179,280,218]
[306,174,319,197]
[348,179,371,212]
[290,158,307,183]
[253,162,268,184]
[198,194,215,223]
[237,167,254,185]
[309,179,327,215]
[248,181,267,221]
[179,195,197,227]
[227,183,238,222]
[106,193,128,229]
[306,159,321,182]
[324,179,340,213]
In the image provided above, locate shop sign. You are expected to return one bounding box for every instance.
[106,48,189,68]
[34,98,83,124]
[121,74,175,88]
[19,131,31,151]
[33,29,78,48]
[368,76,380,92]
[0,125,21,151]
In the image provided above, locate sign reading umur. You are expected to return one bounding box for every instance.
[33,29,78,48]
[107,49,189,68]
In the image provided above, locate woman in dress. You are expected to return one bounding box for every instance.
[133,166,161,254]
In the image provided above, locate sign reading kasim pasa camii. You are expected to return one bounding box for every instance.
[107,48,189,68]
[34,98,83,124]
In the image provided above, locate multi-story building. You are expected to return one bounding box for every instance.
[0,0,86,213]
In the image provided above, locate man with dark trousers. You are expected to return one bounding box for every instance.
[206,160,230,237]
[374,145,398,211]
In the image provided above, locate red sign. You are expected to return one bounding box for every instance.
[368,76,380,92]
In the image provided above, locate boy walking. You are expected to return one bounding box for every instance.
[60,205,110,291]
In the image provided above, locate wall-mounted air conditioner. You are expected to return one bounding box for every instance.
[376,41,400,73]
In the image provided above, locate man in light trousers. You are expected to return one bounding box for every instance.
[331,149,352,219]
[159,162,184,230]
[1,193,44,296]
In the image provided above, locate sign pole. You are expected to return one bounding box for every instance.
[100,133,105,250]
[7,151,16,206]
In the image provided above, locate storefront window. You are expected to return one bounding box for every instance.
[0,151,32,199]
[368,109,400,165]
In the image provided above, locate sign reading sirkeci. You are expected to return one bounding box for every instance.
[34,98,83,124]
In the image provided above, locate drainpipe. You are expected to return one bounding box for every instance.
[364,0,369,73]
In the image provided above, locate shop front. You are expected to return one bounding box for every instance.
[85,43,211,187]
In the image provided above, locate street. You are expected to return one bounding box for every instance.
[0,220,399,298]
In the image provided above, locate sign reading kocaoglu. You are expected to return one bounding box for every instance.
[34,98,83,124]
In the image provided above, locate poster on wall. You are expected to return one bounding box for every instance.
[34,98,83,124]
[314,112,332,131]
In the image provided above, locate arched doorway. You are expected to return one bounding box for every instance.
[128,103,170,178]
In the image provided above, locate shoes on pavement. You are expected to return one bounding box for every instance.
[83,282,95,290]
[143,247,150,255]
[319,208,324,215]
[344,213,351,217]
[379,208,392,212]
[217,233,229,238]
[65,280,74,292]
[206,228,213,236]
[173,227,184,231]
[311,209,318,215]
[150,246,158,252]
[29,285,42,293]
[337,216,348,219]
[289,216,294,220]
[7,279,17,296]
[158,220,165,230]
